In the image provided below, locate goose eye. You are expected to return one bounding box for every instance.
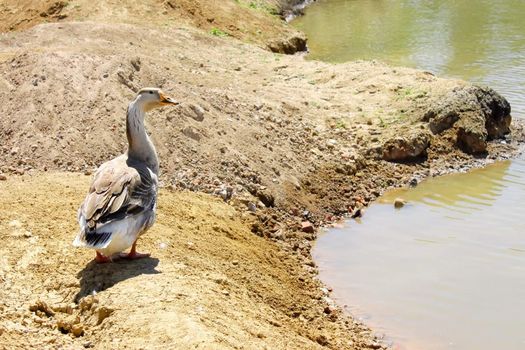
[149,91,153,94]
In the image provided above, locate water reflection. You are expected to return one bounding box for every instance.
[313,159,525,349]
[379,161,512,214]
[293,0,525,115]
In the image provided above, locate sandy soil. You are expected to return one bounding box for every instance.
[0,0,306,53]
[0,1,524,349]
[0,173,379,350]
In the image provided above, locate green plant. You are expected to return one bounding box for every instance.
[210,28,228,37]
[395,87,428,101]
[335,119,347,129]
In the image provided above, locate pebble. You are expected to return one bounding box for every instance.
[182,126,201,141]
[97,307,114,325]
[189,104,205,122]
[0,174,6,181]
[316,335,329,346]
[351,208,363,218]
[29,300,55,317]
[326,139,337,149]
[301,221,315,233]
[79,295,97,311]
[394,198,406,208]
[247,202,257,212]
[71,323,84,337]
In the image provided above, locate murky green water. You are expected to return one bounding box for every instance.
[294,1,525,349]
[314,160,525,349]
[293,0,525,116]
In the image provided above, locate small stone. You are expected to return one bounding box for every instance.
[382,132,430,161]
[71,324,84,337]
[394,198,406,208]
[29,300,55,317]
[79,296,95,311]
[301,221,315,233]
[316,335,329,346]
[351,207,364,219]
[0,174,6,181]
[182,126,201,141]
[189,104,205,122]
[247,202,257,212]
[366,342,382,349]
[326,139,337,149]
[97,307,113,325]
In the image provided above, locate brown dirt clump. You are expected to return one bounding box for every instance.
[0,0,306,54]
[0,0,68,32]
[0,173,379,349]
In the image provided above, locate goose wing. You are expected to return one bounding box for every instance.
[74,157,157,248]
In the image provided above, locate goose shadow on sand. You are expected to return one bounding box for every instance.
[74,257,160,302]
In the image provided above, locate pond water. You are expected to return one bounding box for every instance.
[293,0,525,116]
[314,160,525,349]
[293,1,525,349]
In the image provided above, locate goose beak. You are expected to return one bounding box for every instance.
[160,92,180,106]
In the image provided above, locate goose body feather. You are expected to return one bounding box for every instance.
[73,154,158,257]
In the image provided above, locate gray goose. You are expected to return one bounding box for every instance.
[73,88,179,263]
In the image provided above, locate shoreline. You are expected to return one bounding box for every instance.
[280,0,318,22]
[1,2,525,349]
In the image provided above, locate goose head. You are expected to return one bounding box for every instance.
[134,87,179,111]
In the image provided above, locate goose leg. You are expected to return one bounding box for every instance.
[120,240,150,260]
[95,251,112,264]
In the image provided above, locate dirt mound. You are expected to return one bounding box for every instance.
[0,173,378,349]
[0,0,306,54]
[0,0,68,32]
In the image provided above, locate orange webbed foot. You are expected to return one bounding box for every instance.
[95,251,113,264]
[119,251,151,260]
[119,240,150,260]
